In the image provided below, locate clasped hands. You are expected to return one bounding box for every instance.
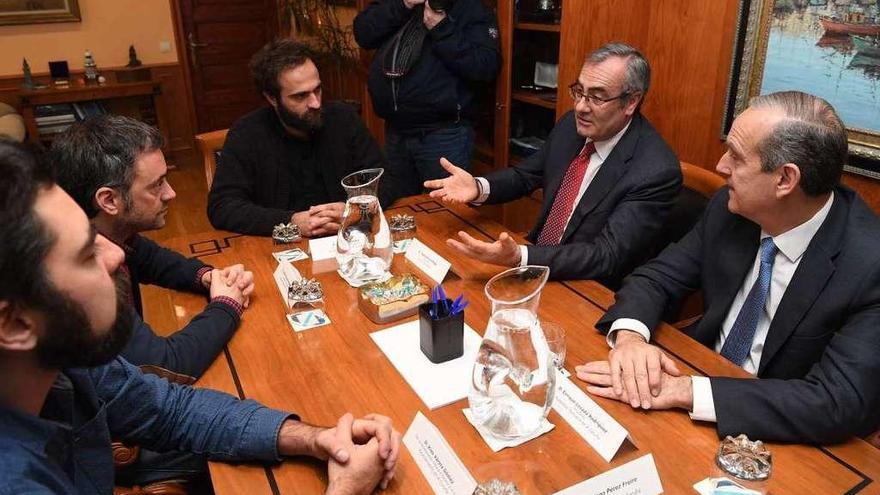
[576,330,695,411]
[424,158,522,267]
[293,202,346,238]
[278,413,401,495]
[202,264,255,308]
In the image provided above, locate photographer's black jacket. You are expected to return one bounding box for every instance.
[353,0,501,131]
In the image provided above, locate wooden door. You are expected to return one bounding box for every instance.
[178,0,279,132]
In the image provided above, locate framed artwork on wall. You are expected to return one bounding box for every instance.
[723,0,880,179]
[0,0,81,26]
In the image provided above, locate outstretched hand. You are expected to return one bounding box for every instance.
[424,158,479,204]
[447,231,522,267]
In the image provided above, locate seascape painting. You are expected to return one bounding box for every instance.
[726,0,880,173]
[764,0,880,132]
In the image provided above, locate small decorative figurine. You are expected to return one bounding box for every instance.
[126,45,142,68]
[83,50,99,85]
[21,58,34,89]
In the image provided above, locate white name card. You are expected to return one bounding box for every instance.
[553,454,663,495]
[405,238,451,284]
[308,235,337,261]
[272,261,301,309]
[403,411,477,495]
[552,375,630,462]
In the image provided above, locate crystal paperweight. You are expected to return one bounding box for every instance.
[473,479,520,495]
[287,278,323,311]
[272,222,301,244]
[390,213,417,253]
[711,434,772,494]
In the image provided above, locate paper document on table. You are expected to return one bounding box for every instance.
[551,374,630,462]
[370,319,481,410]
[308,235,337,261]
[272,261,301,309]
[403,411,477,495]
[553,454,663,495]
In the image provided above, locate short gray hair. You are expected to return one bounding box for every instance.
[52,115,164,218]
[586,42,650,106]
[749,91,846,196]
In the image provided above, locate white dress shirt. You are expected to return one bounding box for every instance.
[608,192,834,422]
[472,120,632,266]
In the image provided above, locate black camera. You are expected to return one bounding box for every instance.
[427,0,455,13]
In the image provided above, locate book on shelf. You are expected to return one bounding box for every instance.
[33,103,76,118]
[72,101,106,120]
[35,114,77,125]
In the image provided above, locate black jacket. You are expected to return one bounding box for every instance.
[486,112,682,287]
[208,102,404,236]
[598,187,880,444]
[120,235,240,379]
[353,0,501,130]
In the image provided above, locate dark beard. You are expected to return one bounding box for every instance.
[35,274,134,369]
[276,103,323,133]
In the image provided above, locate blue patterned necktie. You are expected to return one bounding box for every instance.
[720,237,778,366]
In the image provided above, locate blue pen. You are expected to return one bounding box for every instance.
[451,299,468,316]
[437,285,449,316]
[451,294,463,313]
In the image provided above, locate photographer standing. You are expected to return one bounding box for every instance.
[354,0,500,195]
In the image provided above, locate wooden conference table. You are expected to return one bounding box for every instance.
[151,196,880,494]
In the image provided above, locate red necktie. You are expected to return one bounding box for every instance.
[537,142,596,246]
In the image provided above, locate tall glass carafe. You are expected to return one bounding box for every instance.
[335,168,393,287]
[468,266,556,439]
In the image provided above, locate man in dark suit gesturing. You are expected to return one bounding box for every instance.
[424,43,681,286]
[578,91,880,444]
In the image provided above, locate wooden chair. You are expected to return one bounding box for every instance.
[667,161,726,328]
[680,161,726,198]
[194,129,228,189]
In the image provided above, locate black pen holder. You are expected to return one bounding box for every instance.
[419,299,464,364]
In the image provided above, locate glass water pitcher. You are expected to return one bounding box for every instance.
[335,168,393,287]
[468,266,556,439]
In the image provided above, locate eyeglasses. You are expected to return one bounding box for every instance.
[568,83,631,106]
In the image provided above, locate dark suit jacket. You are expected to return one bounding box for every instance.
[485,112,681,286]
[598,186,880,443]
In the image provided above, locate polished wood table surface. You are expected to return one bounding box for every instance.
[150,196,880,494]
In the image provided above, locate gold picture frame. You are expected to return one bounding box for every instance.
[723,0,880,178]
[0,0,81,26]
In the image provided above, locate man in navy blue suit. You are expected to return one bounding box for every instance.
[577,91,880,444]
[424,43,681,288]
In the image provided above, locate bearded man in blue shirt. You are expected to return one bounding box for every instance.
[0,140,400,495]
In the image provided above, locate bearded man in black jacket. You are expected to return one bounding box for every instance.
[208,39,406,236]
